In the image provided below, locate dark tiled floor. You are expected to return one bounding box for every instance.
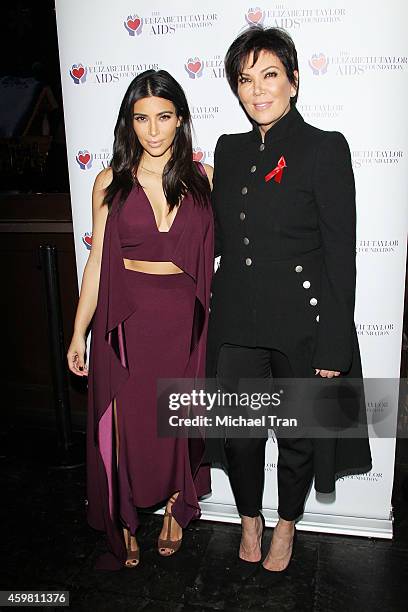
[1,422,407,612]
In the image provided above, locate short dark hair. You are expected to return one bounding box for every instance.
[224,26,299,106]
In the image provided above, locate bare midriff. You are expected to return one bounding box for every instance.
[123,259,183,274]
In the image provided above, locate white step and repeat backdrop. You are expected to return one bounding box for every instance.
[55,0,408,537]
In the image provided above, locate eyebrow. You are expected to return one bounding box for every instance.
[133,110,175,117]
[240,65,280,76]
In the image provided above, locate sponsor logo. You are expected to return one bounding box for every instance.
[69,62,159,85]
[191,105,220,121]
[75,148,111,170]
[357,239,399,254]
[193,148,214,164]
[184,55,225,80]
[356,323,396,337]
[70,64,87,85]
[76,150,93,170]
[124,14,143,36]
[308,53,329,75]
[352,150,404,168]
[366,399,388,415]
[82,232,93,250]
[244,5,347,29]
[309,51,408,75]
[185,57,204,79]
[297,103,344,120]
[193,148,206,163]
[245,7,265,25]
[124,10,217,36]
[338,471,384,483]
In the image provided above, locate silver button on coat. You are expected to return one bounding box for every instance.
[241,186,248,195]
[303,281,311,289]
[295,265,303,273]
[245,258,252,266]
[259,143,265,151]
[240,212,246,220]
[243,237,250,245]
[250,165,257,173]
[310,297,318,306]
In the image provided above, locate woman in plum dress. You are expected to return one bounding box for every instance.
[67,70,214,570]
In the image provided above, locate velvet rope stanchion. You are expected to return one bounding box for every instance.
[40,244,84,469]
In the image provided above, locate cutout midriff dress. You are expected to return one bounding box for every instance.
[86,168,213,570]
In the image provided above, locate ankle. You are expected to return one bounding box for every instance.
[123,528,138,550]
[166,492,179,511]
[276,518,295,531]
[241,515,260,528]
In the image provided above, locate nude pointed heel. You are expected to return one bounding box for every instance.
[257,525,297,584]
[237,512,265,580]
[157,495,183,556]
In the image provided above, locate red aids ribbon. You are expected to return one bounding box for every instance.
[265,156,287,184]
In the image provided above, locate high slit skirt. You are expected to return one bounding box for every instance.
[95,268,211,569]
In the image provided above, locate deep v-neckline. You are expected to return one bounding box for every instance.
[140,186,184,233]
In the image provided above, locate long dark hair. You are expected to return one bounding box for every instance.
[104,69,210,212]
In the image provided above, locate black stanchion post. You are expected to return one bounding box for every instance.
[40,244,84,468]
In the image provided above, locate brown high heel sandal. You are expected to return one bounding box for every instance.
[157,495,182,556]
[124,529,140,568]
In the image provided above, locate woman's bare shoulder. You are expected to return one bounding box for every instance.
[93,167,113,191]
[202,163,214,187]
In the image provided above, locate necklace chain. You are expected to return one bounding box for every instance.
[141,165,163,176]
[138,165,163,177]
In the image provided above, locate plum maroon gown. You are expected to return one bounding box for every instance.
[86,163,213,570]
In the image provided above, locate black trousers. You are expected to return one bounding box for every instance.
[217,344,314,521]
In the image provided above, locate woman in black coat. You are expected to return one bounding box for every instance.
[206,26,372,575]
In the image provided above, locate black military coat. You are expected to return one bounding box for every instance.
[205,106,372,493]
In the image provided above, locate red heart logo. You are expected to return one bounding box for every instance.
[72,66,85,80]
[127,17,141,30]
[188,60,202,74]
[193,149,204,162]
[84,235,93,247]
[311,54,326,71]
[78,153,91,165]
[247,10,262,23]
